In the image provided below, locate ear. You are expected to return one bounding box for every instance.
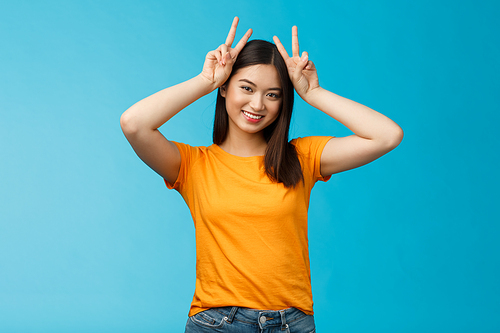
[220,85,227,98]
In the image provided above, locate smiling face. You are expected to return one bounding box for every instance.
[220,64,283,138]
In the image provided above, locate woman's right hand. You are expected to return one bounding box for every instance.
[200,17,253,90]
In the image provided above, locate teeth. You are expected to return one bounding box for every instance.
[243,111,263,120]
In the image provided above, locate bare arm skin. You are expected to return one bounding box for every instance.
[120,17,252,184]
[120,76,212,184]
[273,27,403,177]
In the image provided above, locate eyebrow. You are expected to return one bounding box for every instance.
[238,79,282,91]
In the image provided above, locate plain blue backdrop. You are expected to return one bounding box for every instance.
[1,0,499,332]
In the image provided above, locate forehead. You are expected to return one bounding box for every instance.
[231,64,281,88]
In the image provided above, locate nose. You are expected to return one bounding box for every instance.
[249,94,265,111]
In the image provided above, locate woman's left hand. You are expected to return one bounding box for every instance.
[273,27,320,101]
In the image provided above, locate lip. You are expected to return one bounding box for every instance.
[241,110,265,123]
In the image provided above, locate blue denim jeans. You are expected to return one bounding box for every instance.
[184,306,316,333]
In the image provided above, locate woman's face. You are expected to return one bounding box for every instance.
[221,64,282,137]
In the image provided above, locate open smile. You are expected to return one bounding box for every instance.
[242,110,264,121]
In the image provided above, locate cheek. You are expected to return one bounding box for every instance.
[225,91,246,110]
[268,103,282,120]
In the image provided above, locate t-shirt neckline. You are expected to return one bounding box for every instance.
[210,144,265,160]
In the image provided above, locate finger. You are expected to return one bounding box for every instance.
[225,16,239,47]
[213,50,221,63]
[207,49,221,61]
[305,60,314,70]
[300,51,308,64]
[206,50,216,61]
[224,52,232,65]
[294,51,308,80]
[232,28,253,55]
[220,44,228,65]
[273,35,290,60]
[292,26,299,57]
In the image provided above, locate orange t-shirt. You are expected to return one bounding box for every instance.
[165,136,333,317]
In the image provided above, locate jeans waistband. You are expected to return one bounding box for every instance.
[212,306,307,330]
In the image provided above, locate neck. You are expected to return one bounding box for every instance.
[218,130,267,157]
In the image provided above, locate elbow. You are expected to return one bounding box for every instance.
[385,125,404,150]
[374,124,403,152]
[120,110,139,137]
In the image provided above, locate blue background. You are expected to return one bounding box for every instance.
[1,0,499,332]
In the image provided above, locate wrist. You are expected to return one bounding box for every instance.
[195,74,219,95]
[301,86,324,107]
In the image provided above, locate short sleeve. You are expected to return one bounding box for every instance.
[164,141,196,191]
[292,136,334,183]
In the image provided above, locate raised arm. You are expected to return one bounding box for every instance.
[273,27,403,177]
[120,17,252,184]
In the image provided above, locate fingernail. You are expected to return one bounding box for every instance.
[301,54,308,62]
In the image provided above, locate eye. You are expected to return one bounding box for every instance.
[241,86,252,92]
[267,92,280,99]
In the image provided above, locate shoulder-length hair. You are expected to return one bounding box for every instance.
[213,39,303,187]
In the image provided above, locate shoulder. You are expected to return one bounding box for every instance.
[291,136,334,183]
[170,141,212,157]
[291,136,334,156]
[164,142,212,190]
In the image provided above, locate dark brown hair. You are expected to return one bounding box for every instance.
[213,40,303,187]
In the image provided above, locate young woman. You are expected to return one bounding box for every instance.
[121,17,403,333]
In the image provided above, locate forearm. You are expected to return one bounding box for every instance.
[304,87,403,144]
[121,74,214,132]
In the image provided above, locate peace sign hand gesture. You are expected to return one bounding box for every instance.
[273,27,320,102]
[200,17,253,91]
